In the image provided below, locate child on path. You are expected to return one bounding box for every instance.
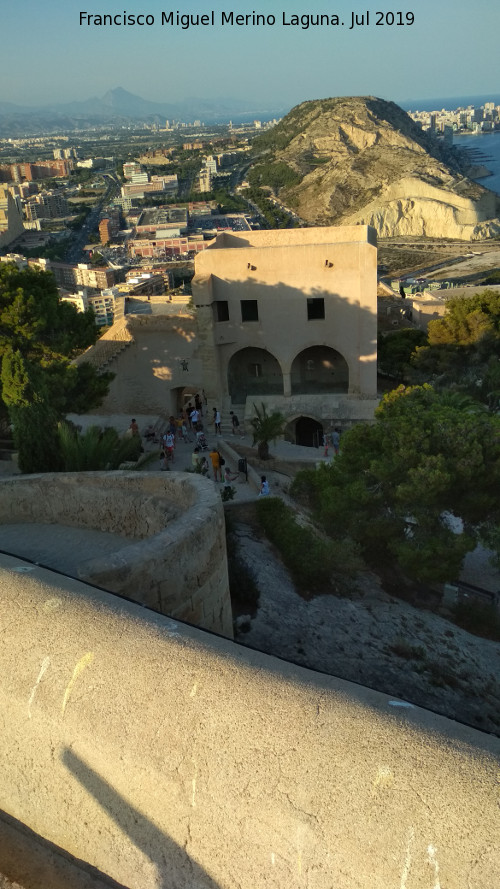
[258,476,270,497]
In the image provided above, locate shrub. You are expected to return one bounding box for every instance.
[387,638,427,661]
[451,600,500,641]
[256,497,361,595]
[57,423,142,471]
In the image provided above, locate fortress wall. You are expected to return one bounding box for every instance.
[241,393,379,426]
[0,554,499,889]
[0,473,192,538]
[0,472,232,638]
[95,314,203,416]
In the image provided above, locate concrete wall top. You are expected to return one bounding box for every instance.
[207,225,377,250]
[1,553,499,889]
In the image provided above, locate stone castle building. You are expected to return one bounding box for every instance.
[192,225,378,441]
[94,225,378,442]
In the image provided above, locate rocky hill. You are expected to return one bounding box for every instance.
[251,96,500,240]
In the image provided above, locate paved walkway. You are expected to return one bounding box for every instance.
[65,412,329,500]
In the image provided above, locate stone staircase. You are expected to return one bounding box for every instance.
[220,402,246,437]
[72,319,134,373]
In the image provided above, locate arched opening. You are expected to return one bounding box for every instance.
[227,347,283,404]
[291,346,349,394]
[172,386,204,416]
[286,416,324,448]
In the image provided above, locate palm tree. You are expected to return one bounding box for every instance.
[250,403,286,460]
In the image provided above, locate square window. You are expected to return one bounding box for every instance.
[241,299,259,322]
[215,300,229,322]
[307,298,325,320]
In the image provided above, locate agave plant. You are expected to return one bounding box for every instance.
[250,403,286,460]
[57,423,142,471]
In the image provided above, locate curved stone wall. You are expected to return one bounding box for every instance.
[0,472,232,637]
[0,556,499,889]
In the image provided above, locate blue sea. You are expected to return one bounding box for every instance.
[453,131,500,196]
[400,94,500,113]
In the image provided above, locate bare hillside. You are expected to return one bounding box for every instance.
[251,96,500,240]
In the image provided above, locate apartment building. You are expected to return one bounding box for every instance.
[24,191,70,221]
[60,286,116,326]
[29,258,115,291]
[0,188,24,249]
[99,210,121,244]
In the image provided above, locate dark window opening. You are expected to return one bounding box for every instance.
[241,299,259,322]
[307,298,325,320]
[215,300,229,322]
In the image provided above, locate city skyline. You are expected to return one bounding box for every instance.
[2,0,498,110]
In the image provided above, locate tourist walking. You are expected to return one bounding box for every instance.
[213,408,221,435]
[209,445,221,482]
[230,411,243,436]
[332,429,341,456]
[217,449,226,482]
[163,431,175,463]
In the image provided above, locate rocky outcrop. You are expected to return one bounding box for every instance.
[253,96,500,240]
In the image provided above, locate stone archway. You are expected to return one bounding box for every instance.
[286,416,324,447]
[227,347,283,404]
[290,346,349,394]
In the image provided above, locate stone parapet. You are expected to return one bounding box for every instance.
[0,555,499,889]
[0,472,232,638]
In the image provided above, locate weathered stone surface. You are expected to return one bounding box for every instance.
[0,471,232,638]
[0,555,499,889]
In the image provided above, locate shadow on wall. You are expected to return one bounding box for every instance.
[202,277,377,400]
[62,748,222,889]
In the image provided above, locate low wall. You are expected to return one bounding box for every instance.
[242,393,379,426]
[0,472,232,637]
[0,555,499,889]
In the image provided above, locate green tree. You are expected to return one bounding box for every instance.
[292,385,500,585]
[409,290,500,408]
[1,350,61,473]
[0,264,112,472]
[250,403,286,460]
[426,290,500,346]
[378,328,427,379]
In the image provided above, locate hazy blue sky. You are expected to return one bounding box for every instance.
[3,0,499,109]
